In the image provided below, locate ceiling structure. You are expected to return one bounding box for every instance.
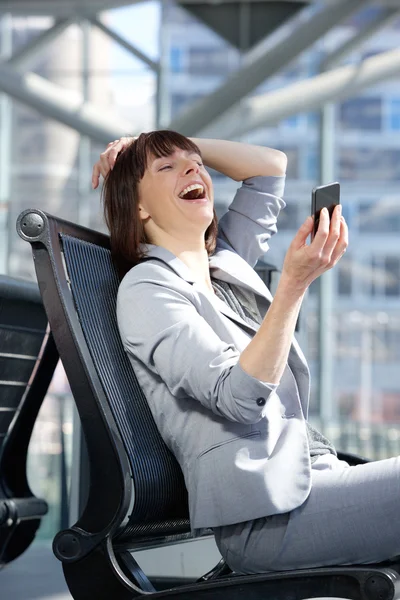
[0,0,142,15]
[0,0,399,142]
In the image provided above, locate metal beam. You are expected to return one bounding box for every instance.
[5,18,74,71]
[0,0,313,13]
[169,0,367,136]
[0,62,131,144]
[87,15,159,72]
[0,1,140,16]
[223,46,400,138]
[321,7,400,71]
[180,0,310,3]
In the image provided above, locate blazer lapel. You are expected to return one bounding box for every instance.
[196,283,259,334]
[209,249,274,303]
[141,245,261,333]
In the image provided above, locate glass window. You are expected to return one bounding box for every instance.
[370,325,400,363]
[371,255,382,297]
[277,202,298,230]
[339,97,382,131]
[338,254,352,296]
[336,318,362,359]
[337,391,357,418]
[306,148,318,181]
[188,47,234,75]
[280,147,299,179]
[369,255,400,298]
[388,98,400,131]
[345,6,382,28]
[358,199,400,233]
[386,327,400,362]
[282,115,300,129]
[170,46,183,73]
[171,92,203,117]
[339,148,400,181]
[385,256,400,297]
[382,393,400,421]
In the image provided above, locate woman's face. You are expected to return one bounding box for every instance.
[137,147,214,244]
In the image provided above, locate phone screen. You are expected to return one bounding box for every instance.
[311,182,340,239]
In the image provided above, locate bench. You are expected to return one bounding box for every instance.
[16,207,400,600]
[0,275,52,567]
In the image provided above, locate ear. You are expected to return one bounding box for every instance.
[138,204,150,221]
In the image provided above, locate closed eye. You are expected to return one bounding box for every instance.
[159,165,172,171]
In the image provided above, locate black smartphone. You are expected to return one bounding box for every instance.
[311,182,340,239]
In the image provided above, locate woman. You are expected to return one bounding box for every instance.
[92,131,400,574]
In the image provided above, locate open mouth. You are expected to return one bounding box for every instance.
[178,184,206,201]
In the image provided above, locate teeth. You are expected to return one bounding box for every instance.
[179,184,204,198]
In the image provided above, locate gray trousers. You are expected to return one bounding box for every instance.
[214,455,400,573]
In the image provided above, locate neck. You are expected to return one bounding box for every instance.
[178,248,213,292]
[148,231,214,293]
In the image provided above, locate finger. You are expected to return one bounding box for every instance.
[93,155,112,186]
[321,204,342,257]
[100,152,113,173]
[330,216,348,264]
[106,137,134,168]
[291,216,314,249]
[311,207,330,250]
[92,163,101,189]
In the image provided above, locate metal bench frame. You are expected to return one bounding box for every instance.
[16,208,400,600]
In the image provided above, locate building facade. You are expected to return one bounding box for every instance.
[161,3,400,435]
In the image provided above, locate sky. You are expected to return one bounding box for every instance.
[108,1,161,124]
[110,1,160,64]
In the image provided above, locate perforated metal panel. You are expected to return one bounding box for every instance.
[0,277,47,454]
[61,235,190,537]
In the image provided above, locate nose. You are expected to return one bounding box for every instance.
[183,159,200,175]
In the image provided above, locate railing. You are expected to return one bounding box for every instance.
[312,418,400,461]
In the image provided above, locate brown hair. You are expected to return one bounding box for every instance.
[102,130,218,277]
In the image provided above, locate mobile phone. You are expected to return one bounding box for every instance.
[311,182,341,239]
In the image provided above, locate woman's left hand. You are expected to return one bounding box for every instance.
[91,136,136,189]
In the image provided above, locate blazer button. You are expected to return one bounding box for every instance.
[256,397,266,406]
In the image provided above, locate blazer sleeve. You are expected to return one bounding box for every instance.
[117,270,277,425]
[217,175,286,268]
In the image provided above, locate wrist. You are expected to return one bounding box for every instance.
[276,271,308,300]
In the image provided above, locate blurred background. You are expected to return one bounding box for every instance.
[1,0,400,597]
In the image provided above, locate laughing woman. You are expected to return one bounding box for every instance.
[92,131,400,574]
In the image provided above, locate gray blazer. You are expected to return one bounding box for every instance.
[117,175,312,530]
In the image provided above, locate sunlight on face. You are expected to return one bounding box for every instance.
[137,148,214,247]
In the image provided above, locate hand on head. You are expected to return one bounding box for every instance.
[91,136,137,189]
[282,205,348,292]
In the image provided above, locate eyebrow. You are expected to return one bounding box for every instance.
[153,151,200,164]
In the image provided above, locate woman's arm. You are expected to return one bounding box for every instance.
[91,135,286,188]
[240,206,348,384]
[119,210,347,423]
[191,138,287,180]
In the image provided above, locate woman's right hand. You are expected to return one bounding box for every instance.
[281,205,348,293]
[91,136,136,189]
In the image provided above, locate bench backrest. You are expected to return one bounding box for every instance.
[17,210,190,546]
